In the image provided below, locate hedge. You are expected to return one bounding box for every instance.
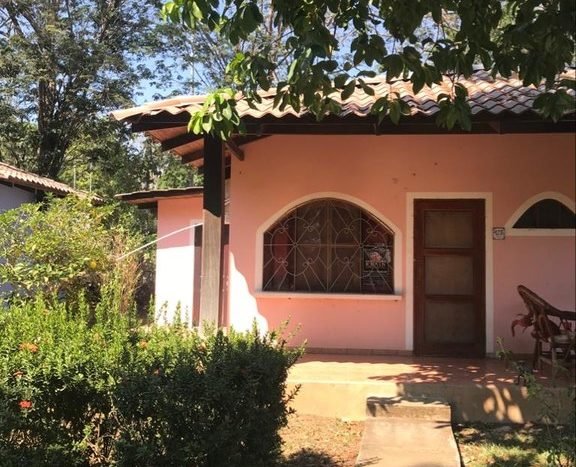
[0,296,300,466]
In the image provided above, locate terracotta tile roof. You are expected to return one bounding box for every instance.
[112,69,576,123]
[0,162,95,199]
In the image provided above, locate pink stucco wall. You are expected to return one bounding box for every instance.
[226,133,575,354]
[152,134,575,355]
[493,238,575,353]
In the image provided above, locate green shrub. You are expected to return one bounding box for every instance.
[0,197,144,311]
[497,338,576,466]
[0,296,301,466]
[115,326,299,466]
[0,294,132,466]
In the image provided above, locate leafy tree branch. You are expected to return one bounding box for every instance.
[162,0,575,139]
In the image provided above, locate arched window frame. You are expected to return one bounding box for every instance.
[505,192,575,237]
[255,193,402,299]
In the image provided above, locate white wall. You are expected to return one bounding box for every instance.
[0,184,35,213]
[155,196,204,325]
[0,184,36,298]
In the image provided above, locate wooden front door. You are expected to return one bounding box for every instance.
[414,199,485,357]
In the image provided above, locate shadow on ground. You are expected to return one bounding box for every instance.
[454,423,575,467]
[279,448,347,466]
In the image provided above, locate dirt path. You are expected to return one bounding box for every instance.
[280,414,364,466]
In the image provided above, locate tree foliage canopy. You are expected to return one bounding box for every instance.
[0,0,197,187]
[163,0,576,138]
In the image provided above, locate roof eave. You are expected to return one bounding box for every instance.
[115,187,204,207]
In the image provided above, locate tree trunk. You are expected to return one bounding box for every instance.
[36,77,67,178]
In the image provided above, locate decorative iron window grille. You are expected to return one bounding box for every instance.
[263,199,394,294]
[513,199,575,229]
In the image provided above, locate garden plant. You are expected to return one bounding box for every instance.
[497,338,576,467]
[0,199,301,466]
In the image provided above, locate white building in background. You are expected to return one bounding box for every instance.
[0,162,88,212]
[1,162,95,297]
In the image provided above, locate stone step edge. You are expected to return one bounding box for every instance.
[366,396,452,421]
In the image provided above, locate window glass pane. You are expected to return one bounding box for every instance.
[296,201,327,245]
[425,256,474,295]
[514,206,537,228]
[294,245,327,291]
[264,216,295,245]
[363,215,393,246]
[361,270,394,294]
[537,199,560,228]
[514,199,575,229]
[331,201,361,245]
[329,246,361,292]
[558,205,576,228]
[424,301,476,344]
[263,216,295,291]
[262,242,294,291]
[425,211,474,248]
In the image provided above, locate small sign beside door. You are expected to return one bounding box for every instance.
[492,227,506,240]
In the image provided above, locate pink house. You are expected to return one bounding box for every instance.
[114,71,575,358]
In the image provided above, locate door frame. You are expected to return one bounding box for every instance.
[405,193,494,355]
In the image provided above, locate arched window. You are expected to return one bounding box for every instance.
[513,199,575,229]
[263,199,394,294]
[504,192,576,236]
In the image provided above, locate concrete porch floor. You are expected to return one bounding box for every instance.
[286,353,575,423]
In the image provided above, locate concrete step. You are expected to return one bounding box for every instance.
[355,418,461,467]
[366,396,451,422]
[356,397,460,466]
[286,378,574,423]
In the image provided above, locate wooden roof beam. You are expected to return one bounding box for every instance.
[180,135,272,164]
[225,139,244,161]
[161,132,203,151]
[181,149,204,164]
[132,121,187,132]
[197,159,232,180]
[129,114,189,133]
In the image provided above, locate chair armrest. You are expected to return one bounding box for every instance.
[547,309,576,321]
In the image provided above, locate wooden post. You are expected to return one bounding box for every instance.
[199,134,225,328]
